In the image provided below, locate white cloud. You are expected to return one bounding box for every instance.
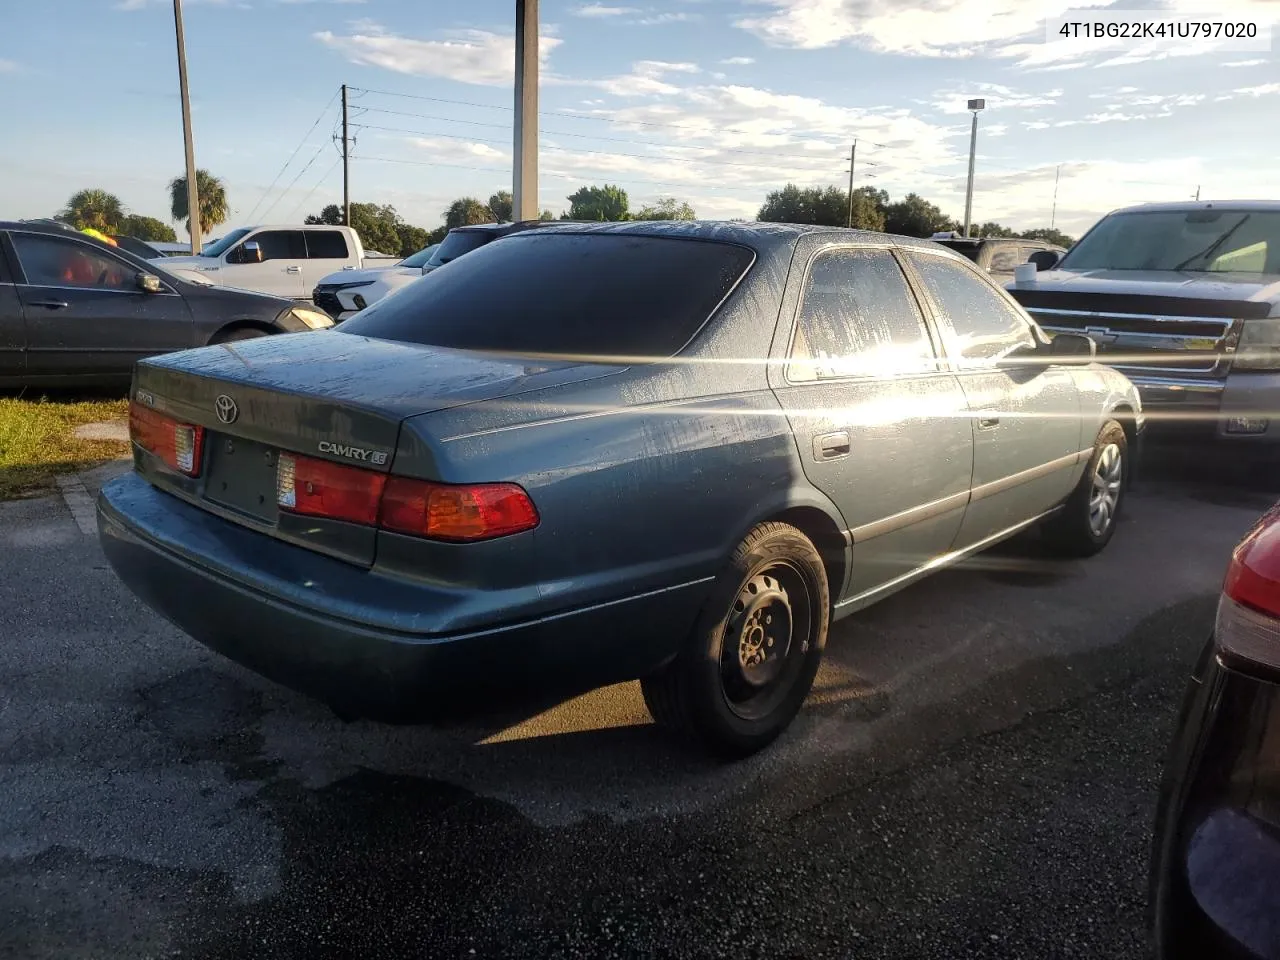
[1223,58,1266,66]
[720,56,755,65]
[1233,83,1280,97]
[572,3,640,15]
[928,83,1062,114]
[634,11,699,24]
[0,59,18,73]
[578,60,701,97]
[313,23,562,86]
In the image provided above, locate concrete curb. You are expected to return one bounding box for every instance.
[55,473,98,536]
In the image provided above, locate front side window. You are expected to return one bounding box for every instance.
[235,230,306,263]
[906,252,1035,365]
[305,231,349,259]
[788,248,937,383]
[12,233,136,290]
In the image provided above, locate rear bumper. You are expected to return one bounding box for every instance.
[1130,371,1280,446]
[97,473,709,721]
[1151,641,1280,959]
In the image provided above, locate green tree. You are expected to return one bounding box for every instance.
[567,184,630,221]
[540,209,556,221]
[975,221,1017,238]
[758,184,882,229]
[444,197,496,230]
[58,189,125,233]
[169,169,229,238]
[633,196,697,221]
[488,190,514,222]
[395,223,431,257]
[1020,227,1076,248]
[883,193,955,237]
[119,214,177,242]
[305,202,436,257]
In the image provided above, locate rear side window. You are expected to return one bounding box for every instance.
[340,233,755,360]
[905,252,1035,364]
[987,245,1024,272]
[788,248,936,382]
[306,231,349,259]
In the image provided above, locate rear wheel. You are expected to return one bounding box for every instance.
[1042,419,1128,557]
[641,522,829,759]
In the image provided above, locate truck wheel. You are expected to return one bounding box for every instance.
[640,522,829,759]
[1043,420,1128,558]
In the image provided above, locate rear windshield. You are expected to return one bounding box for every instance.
[934,241,982,262]
[339,233,755,360]
[425,230,494,268]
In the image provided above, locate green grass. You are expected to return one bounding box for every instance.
[0,396,130,500]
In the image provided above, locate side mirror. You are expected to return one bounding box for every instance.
[136,272,163,294]
[1048,332,1097,360]
[1028,250,1061,272]
[241,241,264,264]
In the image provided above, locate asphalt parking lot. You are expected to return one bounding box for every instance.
[1,445,1275,960]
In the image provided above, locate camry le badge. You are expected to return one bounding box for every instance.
[214,395,239,425]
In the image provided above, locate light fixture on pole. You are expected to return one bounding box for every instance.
[173,0,201,254]
[962,98,984,239]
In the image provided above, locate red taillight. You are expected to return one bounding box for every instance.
[129,400,204,477]
[276,453,387,526]
[1218,512,1280,669]
[274,454,535,541]
[380,477,540,542]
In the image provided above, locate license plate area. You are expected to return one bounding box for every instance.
[203,433,280,522]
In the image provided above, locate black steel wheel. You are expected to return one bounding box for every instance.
[641,522,829,759]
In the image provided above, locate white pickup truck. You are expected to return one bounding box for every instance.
[161,224,372,301]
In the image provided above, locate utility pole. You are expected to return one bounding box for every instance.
[513,0,539,221]
[962,98,984,239]
[1194,185,1201,201]
[342,84,350,227]
[1050,164,1061,230]
[173,0,201,254]
[846,141,857,228]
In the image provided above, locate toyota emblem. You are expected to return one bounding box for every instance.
[214,394,239,425]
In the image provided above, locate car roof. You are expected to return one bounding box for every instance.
[1107,199,1280,216]
[510,219,952,255]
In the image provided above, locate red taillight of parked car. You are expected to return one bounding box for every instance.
[276,453,387,526]
[129,400,204,477]
[276,452,539,542]
[380,477,540,542]
[1218,511,1280,671]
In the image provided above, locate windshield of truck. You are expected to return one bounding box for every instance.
[425,230,493,268]
[340,233,755,360]
[199,228,251,258]
[1060,209,1280,274]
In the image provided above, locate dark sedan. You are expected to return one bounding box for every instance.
[1152,504,1280,959]
[96,221,1141,757]
[0,221,334,387]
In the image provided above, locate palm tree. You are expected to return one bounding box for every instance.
[59,189,125,233]
[168,169,229,238]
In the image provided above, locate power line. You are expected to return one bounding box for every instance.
[351,121,863,172]
[352,106,871,164]
[244,88,340,222]
[348,85,891,150]
[258,141,329,220]
[287,156,342,221]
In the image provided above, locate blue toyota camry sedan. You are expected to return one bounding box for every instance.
[97,221,1142,757]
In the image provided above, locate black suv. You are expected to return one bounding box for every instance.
[930,233,1067,280]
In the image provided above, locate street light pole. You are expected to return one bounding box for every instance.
[846,140,857,228]
[173,0,201,254]
[513,0,539,222]
[962,98,984,239]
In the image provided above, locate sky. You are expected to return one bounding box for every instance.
[1,0,1278,239]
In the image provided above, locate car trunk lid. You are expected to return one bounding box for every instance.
[132,331,622,566]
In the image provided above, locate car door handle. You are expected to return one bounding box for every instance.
[28,299,69,310]
[813,431,851,461]
[977,415,1000,429]
[286,266,302,274]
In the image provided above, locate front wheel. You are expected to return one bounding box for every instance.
[640,522,830,759]
[1042,419,1128,557]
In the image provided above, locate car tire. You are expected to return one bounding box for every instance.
[210,327,269,344]
[640,522,830,759]
[1042,419,1128,558]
